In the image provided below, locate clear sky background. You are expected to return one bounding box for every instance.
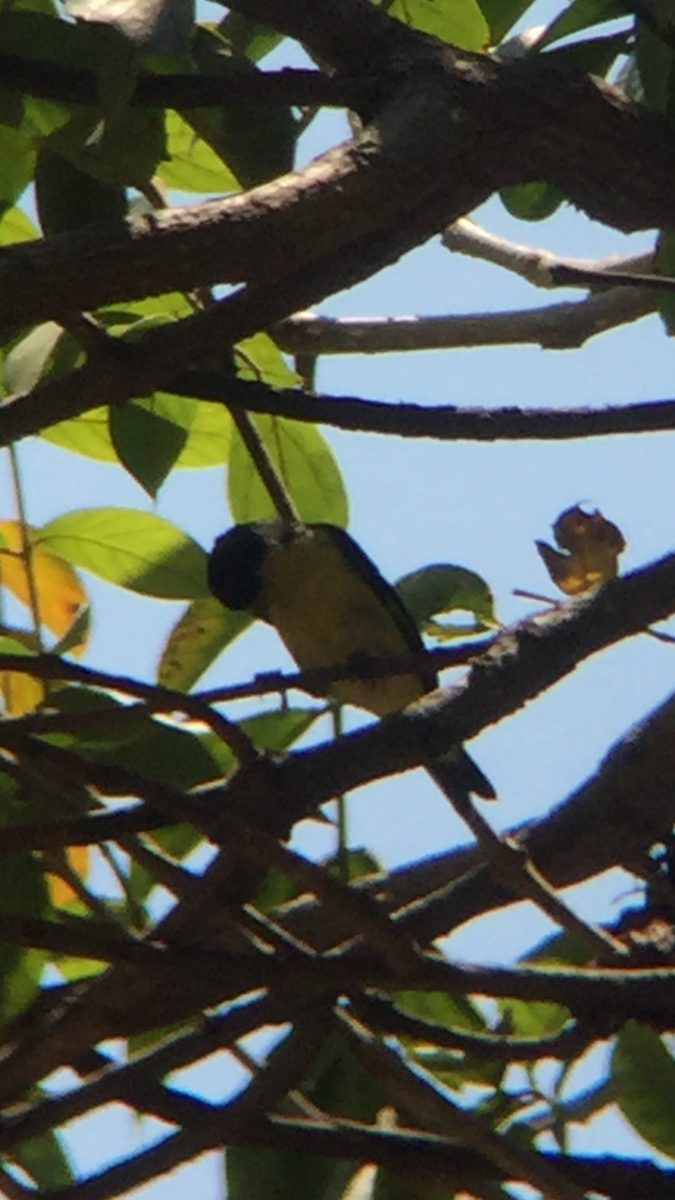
[8,2,675,1192]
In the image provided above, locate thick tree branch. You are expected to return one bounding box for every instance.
[2,35,675,335]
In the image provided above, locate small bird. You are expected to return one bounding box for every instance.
[208,521,495,802]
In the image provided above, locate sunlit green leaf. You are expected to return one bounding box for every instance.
[40,408,119,462]
[37,508,208,599]
[235,332,300,388]
[500,997,570,1036]
[228,414,349,526]
[390,0,489,50]
[0,204,39,246]
[158,109,240,193]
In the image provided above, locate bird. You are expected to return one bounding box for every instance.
[207,520,495,803]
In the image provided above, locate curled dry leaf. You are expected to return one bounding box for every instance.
[536,505,626,595]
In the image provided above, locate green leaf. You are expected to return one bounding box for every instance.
[218,10,285,62]
[48,689,225,788]
[40,408,119,462]
[0,854,49,1022]
[10,1130,73,1189]
[412,1045,502,1090]
[36,508,209,599]
[227,1146,352,1200]
[480,0,537,43]
[35,149,127,235]
[395,988,487,1033]
[43,394,231,468]
[500,997,570,1036]
[235,332,300,388]
[0,205,39,246]
[324,846,382,882]
[228,414,349,526]
[374,1168,441,1200]
[395,563,496,637]
[182,25,297,189]
[200,706,322,775]
[636,19,675,114]
[525,929,594,967]
[172,398,232,467]
[158,109,240,193]
[0,123,36,207]
[500,180,566,221]
[543,31,629,77]
[390,0,489,50]
[613,1022,675,1158]
[46,26,166,187]
[2,322,63,396]
[537,0,629,48]
[0,634,36,657]
[110,396,193,498]
[157,596,251,691]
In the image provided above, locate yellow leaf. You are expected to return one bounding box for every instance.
[0,668,44,715]
[48,846,89,908]
[0,520,89,647]
[0,627,44,715]
[536,506,626,596]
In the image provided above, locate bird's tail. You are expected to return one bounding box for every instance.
[429,747,496,802]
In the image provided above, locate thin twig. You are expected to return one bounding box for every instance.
[442,216,655,287]
[228,406,300,524]
[0,653,255,762]
[338,1010,590,1200]
[430,770,629,964]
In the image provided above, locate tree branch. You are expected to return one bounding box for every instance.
[274,286,656,354]
[173,373,675,441]
[2,30,675,336]
[0,56,363,109]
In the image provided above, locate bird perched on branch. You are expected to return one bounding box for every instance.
[208,520,495,803]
